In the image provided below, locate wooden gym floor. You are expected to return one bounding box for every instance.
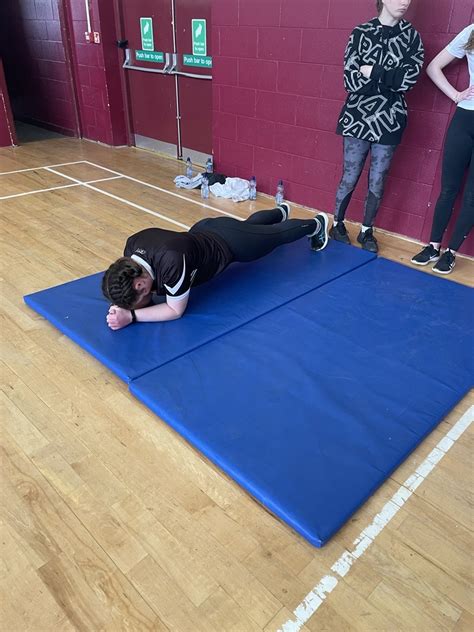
[1,134,473,632]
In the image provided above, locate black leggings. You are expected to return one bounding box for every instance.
[191,208,316,262]
[430,107,474,251]
[334,137,397,227]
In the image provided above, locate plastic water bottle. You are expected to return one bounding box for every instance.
[185,156,193,178]
[249,176,257,201]
[201,175,209,199]
[275,179,284,205]
[206,157,213,173]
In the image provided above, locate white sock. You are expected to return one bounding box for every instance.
[430,242,441,251]
[308,218,321,237]
[361,225,372,233]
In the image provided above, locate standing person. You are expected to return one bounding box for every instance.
[411,25,474,274]
[102,205,329,329]
[331,0,424,252]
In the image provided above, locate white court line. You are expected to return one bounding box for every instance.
[0,175,123,200]
[278,405,474,632]
[83,160,243,220]
[0,160,87,176]
[45,168,190,229]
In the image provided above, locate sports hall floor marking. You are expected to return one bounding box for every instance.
[278,405,473,632]
[45,167,191,229]
[0,175,122,200]
[82,160,245,220]
[0,160,86,176]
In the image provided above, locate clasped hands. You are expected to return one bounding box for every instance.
[106,305,132,330]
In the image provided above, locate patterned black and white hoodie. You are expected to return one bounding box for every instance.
[336,18,424,145]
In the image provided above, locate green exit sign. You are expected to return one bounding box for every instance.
[140,17,154,51]
[192,19,207,56]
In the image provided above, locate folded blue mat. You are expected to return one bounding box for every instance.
[24,240,375,382]
[130,259,473,546]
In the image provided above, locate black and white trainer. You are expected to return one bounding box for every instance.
[357,227,378,253]
[411,244,440,266]
[432,250,456,275]
[329,221,351,245]
[309,213,329,252]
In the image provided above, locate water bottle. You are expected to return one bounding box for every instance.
[249,176,257,201]
[275,179,284,205]
[206,157,213,173]
[201,175,209,199]
[185,156,193,178]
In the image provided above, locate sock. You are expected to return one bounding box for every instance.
[430,242,441,251]
[308,218,321,237]
[361,225,372,233]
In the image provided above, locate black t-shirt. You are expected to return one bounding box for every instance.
[124,227,233,304]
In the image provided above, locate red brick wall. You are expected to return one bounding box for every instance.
[68,0,127,145]
[0,0,79,136]
[212,0,474,255]
[0,0,127,145]
[0,59,17,147]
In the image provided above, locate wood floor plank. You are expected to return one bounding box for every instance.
[1,137,472,631]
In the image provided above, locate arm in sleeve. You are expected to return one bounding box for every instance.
[371,31,424,92]
[161,250,194,305]
[343,30,380,95]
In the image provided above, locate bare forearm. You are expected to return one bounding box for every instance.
[136,302,183,322]
[427,63,459,102]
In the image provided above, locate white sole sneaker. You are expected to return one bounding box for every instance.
[432,264,455,275]
[310,212,329,252]
[411,255,440,266]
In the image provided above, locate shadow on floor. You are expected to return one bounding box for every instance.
[14,121,65,143]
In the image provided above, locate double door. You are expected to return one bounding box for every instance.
[119,0,212,163]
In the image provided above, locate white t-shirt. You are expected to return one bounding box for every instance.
[446,24,474,110]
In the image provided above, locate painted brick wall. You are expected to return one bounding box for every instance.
[213,0,474,255]
[0,0,79,136]
[0,0,127,145]
[0,59,17,147]
[68,0,127,145]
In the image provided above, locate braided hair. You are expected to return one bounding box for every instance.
[102,257,142,309]
[376,0,383,13]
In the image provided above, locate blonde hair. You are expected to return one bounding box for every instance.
[465,29,474,52]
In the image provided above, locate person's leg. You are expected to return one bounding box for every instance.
[432,152,474,274]
[430,109,472,245]
[356,142,397,252]
[244,206,289,225]
[331,137,370,244]
[362,143,397,228]
[413,109,473,267]
[447,155,474,251]
[200,215,325,262]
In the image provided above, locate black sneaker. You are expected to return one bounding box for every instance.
[357,228,378,253]
[411,244,440,266]
[432,250,456,275]
[329,221,351,245]
[277,202,291,221]
[309,213,329,252]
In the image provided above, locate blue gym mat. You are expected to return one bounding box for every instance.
[24,240,374,382]
[130,259,474,546]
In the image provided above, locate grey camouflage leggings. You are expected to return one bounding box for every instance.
[334,137,397,227]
